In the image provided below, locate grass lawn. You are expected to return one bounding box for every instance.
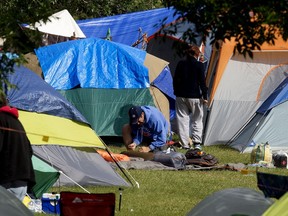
[36,143,288,216]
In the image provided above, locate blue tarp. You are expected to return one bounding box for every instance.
[6,65,89,124]
[257,77,288,115]
[76,7,178,47]
[35,38,150,90]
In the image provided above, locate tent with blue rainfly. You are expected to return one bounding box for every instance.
[76,7,212,76]
[35,37,174,136]
[76,7,213,125]
[227,76,288,153]
[5,65,131,195]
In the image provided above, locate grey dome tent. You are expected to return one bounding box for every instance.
[228,76,288,153]
[187,188,273,216]
[0,186,34,216]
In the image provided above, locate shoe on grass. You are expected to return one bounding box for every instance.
[179,145,191,150]
[194,144,202,150]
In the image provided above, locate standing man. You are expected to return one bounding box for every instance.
[0,92,35,201]
[122,105,169,153]
[173,45,208,150]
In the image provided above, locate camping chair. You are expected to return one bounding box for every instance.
[60,192,116,216]
[257,171,288,199]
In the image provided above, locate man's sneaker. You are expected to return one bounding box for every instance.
[194,144,202,151]
[180,145,191,150]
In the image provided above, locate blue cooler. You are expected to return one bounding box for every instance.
[41,193,60,214]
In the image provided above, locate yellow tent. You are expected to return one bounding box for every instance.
[19,110,104,148]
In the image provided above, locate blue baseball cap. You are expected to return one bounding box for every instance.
[128,106,143,125]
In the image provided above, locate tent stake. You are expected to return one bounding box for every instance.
[119,188,123,211]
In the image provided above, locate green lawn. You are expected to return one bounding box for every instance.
[37,144,288,216]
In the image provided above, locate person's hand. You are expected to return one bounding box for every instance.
[139,146,151,153]
[127,143,136,150]
[202,99,208,105]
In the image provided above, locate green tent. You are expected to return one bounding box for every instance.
[31,155,60,199]
[60,88,155,136]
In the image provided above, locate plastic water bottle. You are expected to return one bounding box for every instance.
[28,201,35,212]
[34,199,42,213]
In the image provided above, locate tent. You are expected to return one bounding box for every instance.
[35,37,174,136]
[0,186,34,216]
[32,146,129,187]
[203,37,288,148]
[7,65,88,123]
[263,192,288,216]
[31,155,60,199]
[5,65,131,191]
[76,7,212,77]
[228,77,288,152]
[146,20,213,76]
[187,187,273,216]
[24,9,86,45]
[76,8,214,133]
[76,7,177,47]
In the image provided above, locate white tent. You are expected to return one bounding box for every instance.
[25,9,86,39]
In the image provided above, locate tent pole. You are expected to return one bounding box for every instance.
[58,170,91,194]
[104,147,139,188]
[225,112,257,146]
[96,133,139,188]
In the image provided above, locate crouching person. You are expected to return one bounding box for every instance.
[122,105,169,153]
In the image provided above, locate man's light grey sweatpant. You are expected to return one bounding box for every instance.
[175,97,204,147]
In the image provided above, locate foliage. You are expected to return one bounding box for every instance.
[0,0,163,53]
[0,0,163,92]
[0,0,55,53]
[0,53,20,95]
[0,0,57,92]
[162,0,288,58]
[49,0,164,20]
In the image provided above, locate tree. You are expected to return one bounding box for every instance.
[162,0,288,58]
[0,0,55,93]
[0,0,163,93]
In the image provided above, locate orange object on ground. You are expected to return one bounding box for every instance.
[96,149,130,162]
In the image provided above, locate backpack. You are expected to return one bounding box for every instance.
[185,149,218,167]
[272,150,288,168]
[152,147,187,170]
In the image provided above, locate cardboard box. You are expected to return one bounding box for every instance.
[41,193,60,214]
